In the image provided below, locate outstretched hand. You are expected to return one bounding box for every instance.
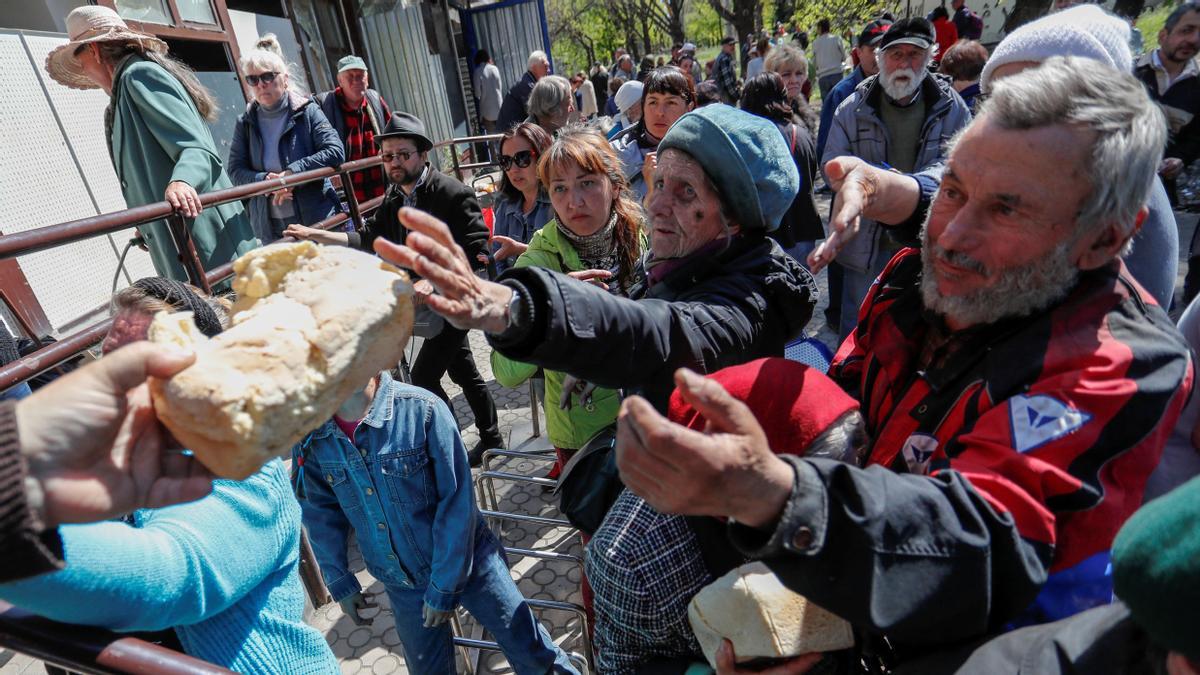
[373,207,515,333]
[15,342,214,526]
[615,368,793,528]
[808,157,875,273]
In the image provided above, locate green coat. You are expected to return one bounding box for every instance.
[490,219,644,450]
[109,56,257,282]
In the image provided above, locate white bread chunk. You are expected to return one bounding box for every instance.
[148,241,414,479]
[688,561,854,668]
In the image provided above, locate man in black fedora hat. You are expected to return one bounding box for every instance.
[285,112,503,461]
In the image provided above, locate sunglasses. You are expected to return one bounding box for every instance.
[245,71,279,86]
[498,150,537,171]
[380,151,418,164]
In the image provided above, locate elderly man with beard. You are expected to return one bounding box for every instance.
[821,17,971,340]
[612,58,1194,671]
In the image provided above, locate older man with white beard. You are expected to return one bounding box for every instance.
[611,57,1194,670]
[821,17,971,340]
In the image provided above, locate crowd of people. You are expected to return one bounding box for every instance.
[3,2,1200,675]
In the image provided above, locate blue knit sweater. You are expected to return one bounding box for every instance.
[0,459,337,673]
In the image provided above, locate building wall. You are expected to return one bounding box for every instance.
[358,0,460,146]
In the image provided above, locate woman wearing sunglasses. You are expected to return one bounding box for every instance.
[489,123,555,274]
[228,35,344,243]
[490,125,646,619]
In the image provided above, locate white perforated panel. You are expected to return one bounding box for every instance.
[0,31,156,333]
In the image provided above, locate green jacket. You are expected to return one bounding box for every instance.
[490,220,642,450]
[109,56,257,282]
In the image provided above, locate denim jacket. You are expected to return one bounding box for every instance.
[293,372,483,611]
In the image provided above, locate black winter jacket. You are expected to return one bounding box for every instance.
[347,167,490,271]
[489,234,817,411]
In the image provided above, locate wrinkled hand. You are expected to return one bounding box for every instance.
[491,235,529,262]
[373,207,515,333]
[422,603,454,628]
[413,279,434,305]
[330,174,343,190]
[164,181,202,219]
[339,591,379,626]
[616,369,793,527]
[283,223,318,241]
[1160,157,1185,178]
[716,640,822,675]
[808,157,877,273]
[559,374,598,410]
[567,268,613,291]
[14,342,213,527]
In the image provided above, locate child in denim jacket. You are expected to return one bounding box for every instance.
[294,370,577,675]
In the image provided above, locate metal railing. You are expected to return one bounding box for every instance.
[0,134,500,673]
[0,133,502,393]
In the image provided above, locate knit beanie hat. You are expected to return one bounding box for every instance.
[668,358,859,456]
[657,104,799,232]
[980,4,1131,92]
[614,80,644,114]
[1112,475,1200,661]
[131,277,224,337]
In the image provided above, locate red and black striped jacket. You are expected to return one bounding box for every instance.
[732,247,1192,653]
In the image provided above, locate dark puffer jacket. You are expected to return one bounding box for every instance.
[489,234,818,411]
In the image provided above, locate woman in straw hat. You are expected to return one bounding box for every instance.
[45,5,257,283]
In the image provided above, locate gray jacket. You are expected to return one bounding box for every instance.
[821,73,971,273]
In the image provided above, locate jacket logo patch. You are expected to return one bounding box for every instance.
[1008,394,1091,453]
[901,433,939,475]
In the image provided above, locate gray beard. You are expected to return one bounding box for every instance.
[881,67,922,100]
[918,217,1080,327]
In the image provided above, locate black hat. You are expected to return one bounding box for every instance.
[721,36,737,45]
[858,19,893,47]
[878,17,935,50]
[375,112,433,152]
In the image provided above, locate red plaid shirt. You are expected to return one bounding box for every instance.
[337,88,391,203]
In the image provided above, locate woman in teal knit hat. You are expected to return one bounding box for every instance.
[0,281,337,674]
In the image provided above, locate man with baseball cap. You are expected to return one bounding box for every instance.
[316,55,393,203]
[820,17,971,340]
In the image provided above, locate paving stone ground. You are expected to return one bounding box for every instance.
[5,204,1196,675]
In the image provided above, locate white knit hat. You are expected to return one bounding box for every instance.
[614,80,644,113]
[980,4,1132,92]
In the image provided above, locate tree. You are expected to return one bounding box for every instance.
[706,0,762,67]
[790,0,897,37]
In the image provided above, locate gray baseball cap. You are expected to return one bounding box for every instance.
[337,55,368,73]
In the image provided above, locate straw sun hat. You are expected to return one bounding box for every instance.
[45,5,168,90]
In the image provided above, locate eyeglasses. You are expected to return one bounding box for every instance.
[245,71,279,86]
[498,150,538,171]
[380,151,417,164]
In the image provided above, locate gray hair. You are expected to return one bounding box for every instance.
[976,56,1164,238]
[805,410,869,466]
[764,44,807,74]
[527,50,549,69]
[239,34,307,96]
[528,75,572,120]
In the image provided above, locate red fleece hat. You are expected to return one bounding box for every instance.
[667,358,859,456]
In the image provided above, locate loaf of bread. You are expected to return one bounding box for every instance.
[148,241,414,479]
[688,561,854,668]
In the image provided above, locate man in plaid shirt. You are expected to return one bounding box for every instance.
[317,56,392,204]
[713,36,741,104]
